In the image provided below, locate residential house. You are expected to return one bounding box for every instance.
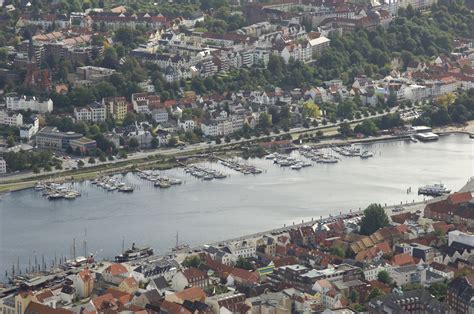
[172,268,209,291]
[102,263,129,285]
[73,268,95,299]
[165,287,207,304]
[119,276,139,294]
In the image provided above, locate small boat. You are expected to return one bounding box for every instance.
[159,181,171,188]
[48,193,63,200]
[170,178,182,185]
[302,161,312,167]
[107,186,117,191]
[63,193,77,200]
[118,186,134,192]
[203,175,214,180]
[265,154,276,160]
[214,173,227,179]
[360,151,374,159]
[291,163,302,170]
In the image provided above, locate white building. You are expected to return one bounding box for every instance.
[0,158,6,174]
[363,264,394,281]
[391,264,427,286]
[178,119,195,131]
[448,230,474,247]
[0,110,23,127]
[74,102,106,122]
[6,95,53,113]
[20,117,40,140]
[152,108,169,123]
[227,240,257,260]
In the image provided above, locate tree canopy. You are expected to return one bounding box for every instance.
[360,203,390,235]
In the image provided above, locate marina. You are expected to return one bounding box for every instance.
[0,134,473,278]
[218,159,263,175]
[35,182,81,200]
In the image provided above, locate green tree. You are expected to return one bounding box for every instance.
[235,257,253,270]
[377,270,392,284]
[78,160,85,167]
[88,157,95,164]
[330,244,346,258]
[338,122,352,137]
[6,135,15,147]
[360,203,390,235]
[151,137,159,149]
[128,138,140,150]
[182,255,201,268]
[367,288,384,301]
[349,290,359,303]
[428,282,448,301]
[354,119,379,136]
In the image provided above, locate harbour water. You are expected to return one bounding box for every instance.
[0,134,473,279]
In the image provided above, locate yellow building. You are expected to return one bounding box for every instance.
[118,277,139,294]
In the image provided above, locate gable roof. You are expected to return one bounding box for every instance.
[447,192,472,205]
[151,276,169,290]
[230,268,260,284]
[105,263,128,276]
[391,253,415,266]
[121,276,138,289]
[182,267,207,281]
[173,287,206,302]
[106,288,134,304]
[35,289,54,303]
[25,302,74,314]
[160,300,192,314]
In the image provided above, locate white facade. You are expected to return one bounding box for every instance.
[74,103,106,122]
[178,120,195,131]
[0,158,6,174]
[152,109,169,123]
[0,110,23,127]
[448,230,474,247]
[6,95,53,113]
[20,118,40,140]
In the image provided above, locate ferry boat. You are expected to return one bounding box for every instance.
[418,183,451,196]
[115,243,153,262]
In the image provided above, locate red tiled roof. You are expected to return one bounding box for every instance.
[230,268,260,284]
[391,253,415,266]
[35,290,54,303]
[79,269,93,283]
[105,263,128,276]
[121,276,138,289]
[182,267,207,281]
[91,293,118,311]
[432,221,454,234]
[25,302,74,314]
[107,288,134,304]
[174,287,206,302]
[160,300,191,314]
[448,192,472,205]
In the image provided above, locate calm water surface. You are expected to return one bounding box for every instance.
[0,134,473,277]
